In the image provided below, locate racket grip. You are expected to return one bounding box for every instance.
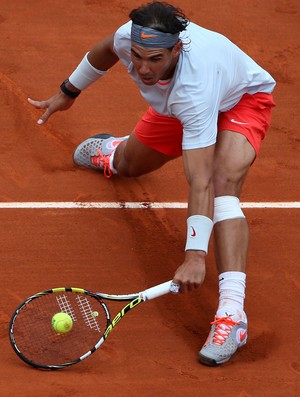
[142,280,180,300]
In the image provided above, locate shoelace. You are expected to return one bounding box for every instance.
[210,315,240,345]
[91,149,113,178]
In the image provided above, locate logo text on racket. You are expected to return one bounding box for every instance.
[104,297,142,339]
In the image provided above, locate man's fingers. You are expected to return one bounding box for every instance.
[27,97,48,109]
[28,98,53,124]
[172,276,201,293]
[28,93,74,124]
[37,117,45,125]
[37,109,52,125]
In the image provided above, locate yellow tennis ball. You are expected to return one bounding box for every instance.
[51,312,73,334]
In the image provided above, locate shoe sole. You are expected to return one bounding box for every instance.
[199,336,247,366]
[198,354,220,367]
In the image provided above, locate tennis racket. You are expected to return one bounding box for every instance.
[9,280,179,370]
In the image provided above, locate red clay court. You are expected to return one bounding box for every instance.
[0,1,299,396]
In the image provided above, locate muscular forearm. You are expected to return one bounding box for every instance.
[68,35,119,91]
[87,35,119,71]
[183,146,215,219]
[183,146,215,256]
[187,178,214,219]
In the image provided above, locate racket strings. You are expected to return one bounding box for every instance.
[11,292,109,367]
[56,294,77,321]
[76,295,102,332]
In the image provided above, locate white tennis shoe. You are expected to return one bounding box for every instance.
[73,133,129,177]
[199,312,248,366]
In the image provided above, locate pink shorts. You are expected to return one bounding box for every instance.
[134,92,275,156]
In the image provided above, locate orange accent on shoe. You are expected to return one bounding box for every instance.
[210,316,240,346]
[239,328,248,343]
[91,149,113,178]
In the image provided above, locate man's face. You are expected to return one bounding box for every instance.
[130,42,182,85]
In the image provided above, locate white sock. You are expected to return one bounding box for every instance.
[109,150,118,174]
[216,271,247,322]
[108,136,129,174]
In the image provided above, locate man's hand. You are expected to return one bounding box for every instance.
[28,91,76,124]
[173,250,206,292]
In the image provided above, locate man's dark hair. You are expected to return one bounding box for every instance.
[129,1,189,34]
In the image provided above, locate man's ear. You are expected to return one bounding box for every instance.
[173,40,183,56]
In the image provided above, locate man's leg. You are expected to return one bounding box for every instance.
[199,130,255,366]
[113,133,178,177]
[73,107,182,177]
[73,132,178,177]
[213,130,255,273]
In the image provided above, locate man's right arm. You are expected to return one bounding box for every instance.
[28,34,119,124]
[87,34,119,71]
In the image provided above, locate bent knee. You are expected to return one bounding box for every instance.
[213,170,246,197]
[213,157,252,197]
[117,166,144,178]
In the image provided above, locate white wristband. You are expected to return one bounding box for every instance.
[185,215,213,254]
[69,53,108,90]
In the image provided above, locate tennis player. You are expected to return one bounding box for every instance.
[28,1,276,366]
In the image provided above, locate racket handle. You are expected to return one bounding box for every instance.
[142,280,180,300]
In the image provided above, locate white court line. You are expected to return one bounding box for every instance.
[0,202,299,209]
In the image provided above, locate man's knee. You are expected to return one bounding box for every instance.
[213,168,246,197]
[213,196,245,224]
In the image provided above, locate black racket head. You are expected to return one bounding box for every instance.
[9,288,110,370]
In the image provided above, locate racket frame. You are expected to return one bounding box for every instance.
[9,281,179,370]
